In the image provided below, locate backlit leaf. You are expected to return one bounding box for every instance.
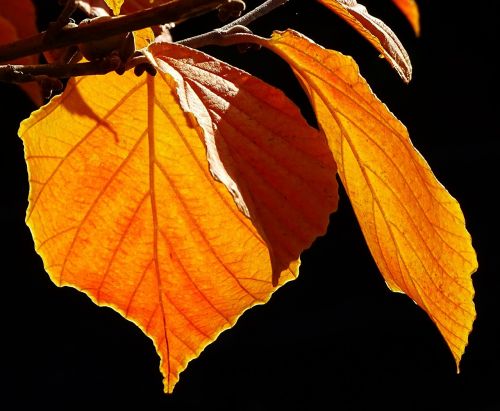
[104,0,124,15]
[392,0,420,36]
[0,1,41,105]
[315,0,412,82]
[133,27,155,48]
[19,45,337,391]
[148,41,338,284]
[260,30,477,367]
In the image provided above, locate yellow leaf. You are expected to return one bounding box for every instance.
[104,0,124,15]
[260,29,477,367]
[392,0,420,36]
[315,0,412,82]
[19,45,337,391]
[133,27,154,49]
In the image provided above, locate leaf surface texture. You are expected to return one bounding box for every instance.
[261,30,477,366]
[19,42,338,391]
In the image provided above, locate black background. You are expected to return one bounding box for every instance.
[1,0,499,409]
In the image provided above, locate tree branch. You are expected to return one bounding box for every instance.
[0,61,113,83]
[0,54,151,83]
[0,0,286,86]
[0,0,230,63]
[179,0,289,48]
[224,0,289,29]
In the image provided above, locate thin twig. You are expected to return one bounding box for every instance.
[0,55,149,83]
[224,0,289,29]
[179,0,289,48]
[45,0,79,38]
[0,0,229,63]
[178,27,263,49]
[0,0,284,85]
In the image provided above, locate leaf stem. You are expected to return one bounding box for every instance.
[224,0,290,29]
[180,30,266,49]
[0,0,229,63]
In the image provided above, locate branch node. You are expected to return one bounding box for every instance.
[217,0,246,22]
[44,0,79,42]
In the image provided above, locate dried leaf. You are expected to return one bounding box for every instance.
[260,29,477,367]
[392,0,420,36]
[19,44,337,391]
[315,0,412,82]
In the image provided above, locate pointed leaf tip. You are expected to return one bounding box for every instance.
[19,71,297,392]
[104,0,124,15]
[19,40,338,391]
[392,0,420,36]
[316,0,412,82]
[260,29,477,367]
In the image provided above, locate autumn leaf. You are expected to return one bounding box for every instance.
[148,41,338,283]
[315,0,412,82]
[0,1,42,105]
[392,0,420,36]
[104,0,124,15]
[0,2,37,40]
[19,45,338,391]
[259,29,477,367]
[134,27,155,48]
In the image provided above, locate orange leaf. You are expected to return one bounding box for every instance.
[260,29,477,367]
[148,42,338,284]
[0,1,42,105]
[19,47,338,391]
[315,0,412,82]
[392,0,420,36]
[0,2,37,40]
